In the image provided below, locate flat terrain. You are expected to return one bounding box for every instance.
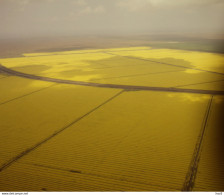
[0,44,224,191]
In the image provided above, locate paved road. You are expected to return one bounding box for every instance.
[0,64,224,95]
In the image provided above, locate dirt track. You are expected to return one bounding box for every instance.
[0,64,223,95]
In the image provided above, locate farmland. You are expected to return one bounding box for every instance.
[0,45,224,191]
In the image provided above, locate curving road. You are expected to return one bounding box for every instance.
[0,64,223,95]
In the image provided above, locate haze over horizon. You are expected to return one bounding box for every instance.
[1,0,224,39]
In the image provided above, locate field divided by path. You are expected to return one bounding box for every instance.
[0,82,120,168]
[0,64,223,95]
[1,46,224,92]
[0,90,213,191]
[193,96,224,191]
[0,47,224,191]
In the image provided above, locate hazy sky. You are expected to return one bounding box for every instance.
[1,0,224,38]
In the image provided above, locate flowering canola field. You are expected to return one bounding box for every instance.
[0,47,223,191]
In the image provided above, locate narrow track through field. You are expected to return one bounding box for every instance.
[0,64,223,95]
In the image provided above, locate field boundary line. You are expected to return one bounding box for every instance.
[0,48,151,59]
[182,95,213,191]
[0,84,57,106]
[19,162,179,191]
[104,52,224,76]
[0,64,223,95]
[0,90,124,172]
[91,70,183,81]
[174,79,224,88]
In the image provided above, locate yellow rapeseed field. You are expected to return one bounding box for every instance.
[0,47,223,90]
[0,47,223,191]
